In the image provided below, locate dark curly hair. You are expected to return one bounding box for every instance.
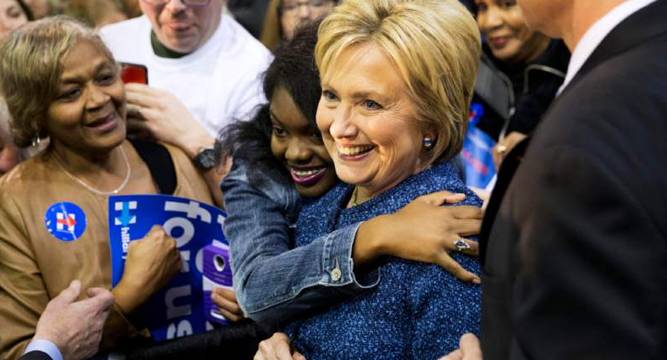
[217,20,322,184]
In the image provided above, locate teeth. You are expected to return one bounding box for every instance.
[292,168,324,177]
[338,145,373,156]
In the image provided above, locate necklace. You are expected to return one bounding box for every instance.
[350,186,360,207]
[53,145,131,196]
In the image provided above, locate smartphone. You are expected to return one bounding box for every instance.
[120,62,148,84]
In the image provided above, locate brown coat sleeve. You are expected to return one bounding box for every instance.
[0,192,47,359]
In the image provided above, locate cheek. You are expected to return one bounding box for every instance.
[313,144,333,165]
[507,9,530,34]
[476,14,489,33]
[315,105,333,135]
[270,137,286,161]
[112,84,127,110]
[280,17,295,37]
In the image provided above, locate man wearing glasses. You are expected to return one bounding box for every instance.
[101,0,272,157]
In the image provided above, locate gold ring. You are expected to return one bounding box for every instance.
[496,145,508,154]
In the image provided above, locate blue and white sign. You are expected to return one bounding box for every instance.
[44,202,87,242]
[461,102,497,189]
[108,194,227,342]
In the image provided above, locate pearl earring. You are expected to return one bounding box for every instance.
[423,137,434,150]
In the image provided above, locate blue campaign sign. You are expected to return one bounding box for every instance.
[108,194,227,342]
[461,102,497,189]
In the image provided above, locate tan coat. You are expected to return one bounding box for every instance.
[0,143,213,359]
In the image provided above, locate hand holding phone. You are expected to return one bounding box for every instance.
[120,62,148,84]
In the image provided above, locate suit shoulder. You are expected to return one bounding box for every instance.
[537,38,667,152]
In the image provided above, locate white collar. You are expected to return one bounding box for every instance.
[558,0,657,95]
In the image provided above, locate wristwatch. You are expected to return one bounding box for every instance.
[193,147,217,170]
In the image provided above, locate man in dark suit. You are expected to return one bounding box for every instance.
[443,0,667,359]
[20,280,113,360]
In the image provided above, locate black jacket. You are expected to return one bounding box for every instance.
[480,1,667,359]
[474,40,570,140]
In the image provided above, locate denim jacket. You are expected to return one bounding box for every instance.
[221,159,379,327]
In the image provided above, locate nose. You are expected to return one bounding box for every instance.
[165,0,187,13]
[483,6,504,31]
[285,137,313,164]
[328,107,357,140]
[85,85,111,111]
[297,4,312,19]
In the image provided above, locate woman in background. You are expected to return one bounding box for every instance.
[0,17,213,358]
[471,0,569,167]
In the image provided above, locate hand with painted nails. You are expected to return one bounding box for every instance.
[355,191,483,283]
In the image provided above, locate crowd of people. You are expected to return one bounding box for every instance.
[0,0,665,359]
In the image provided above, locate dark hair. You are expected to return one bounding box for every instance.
[16,0,35,21]
[217,20,322,183]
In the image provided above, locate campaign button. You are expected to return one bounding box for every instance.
[44,202,87,242]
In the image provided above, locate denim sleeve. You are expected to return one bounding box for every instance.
[221,165,379,326]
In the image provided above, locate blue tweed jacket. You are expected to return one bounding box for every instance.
[287,160,482,359]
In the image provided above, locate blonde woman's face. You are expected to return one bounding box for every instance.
[0,0,28,40]
[316,43,430,199]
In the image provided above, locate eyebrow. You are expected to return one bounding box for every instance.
[270,109,317,132]
[60,61,114,84]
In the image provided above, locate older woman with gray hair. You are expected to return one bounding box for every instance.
[0,17,214,358]
[256,0,482,358]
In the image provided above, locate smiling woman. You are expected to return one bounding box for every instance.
[0,16,214,358]
[470,0,569,164]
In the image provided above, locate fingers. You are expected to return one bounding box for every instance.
[445,217,482,237]
[414,191,465,206]
[211,288,243,322]
[86,287,115,310]
[293,352,306,360]
[439,349,463,360]
[435,253,481,284]
[52,280,82,305]
[459,333,483,360]
[449,206,483,220]
[445,237,479,256]
[256,333,294,360]
[124,83,162,108]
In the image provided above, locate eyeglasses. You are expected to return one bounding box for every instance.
[281,0,333,13]
[142,0,211,7]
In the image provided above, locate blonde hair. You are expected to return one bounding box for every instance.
[315,0,480,163]
[0,16,114,147]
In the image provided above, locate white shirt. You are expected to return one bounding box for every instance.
[101,14,272,136]
[24,339,62,360]
[558,0,657,94]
